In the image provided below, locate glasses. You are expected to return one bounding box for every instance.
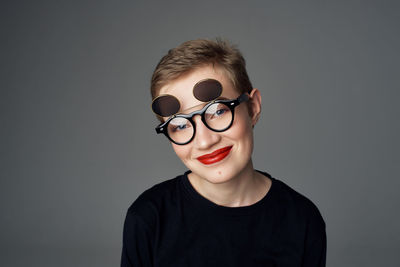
[152,79,223,117]
[155,93,249,145]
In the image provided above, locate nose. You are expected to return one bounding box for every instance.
[192,115,220,150]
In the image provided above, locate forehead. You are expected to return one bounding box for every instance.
[158,65,237,112]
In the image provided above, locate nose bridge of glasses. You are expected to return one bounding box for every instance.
[191,112,220,147]
[191,113,206,128]
[181,102,210,123]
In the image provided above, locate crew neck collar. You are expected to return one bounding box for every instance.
[180,170,275,216]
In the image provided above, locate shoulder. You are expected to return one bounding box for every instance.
[261,171,325,228]
[125,174,183,227]
[275,178,320,210]
[266,174,326,247]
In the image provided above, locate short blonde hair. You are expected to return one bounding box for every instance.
[150,38,253,100]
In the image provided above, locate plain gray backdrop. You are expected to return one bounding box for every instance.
[1,0,399,266]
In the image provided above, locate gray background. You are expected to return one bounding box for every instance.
[1,0,399,266]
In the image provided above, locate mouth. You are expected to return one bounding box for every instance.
[197,146,233,165]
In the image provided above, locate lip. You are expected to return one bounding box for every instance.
[197,146,233,165]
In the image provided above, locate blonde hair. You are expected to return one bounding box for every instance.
[150,38,253,100]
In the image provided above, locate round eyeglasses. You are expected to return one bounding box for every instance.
[155,93,249,145]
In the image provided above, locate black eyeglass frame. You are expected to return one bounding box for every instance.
[155,93,249,145]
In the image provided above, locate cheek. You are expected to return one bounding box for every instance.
[229,109,253,140]
[171,143,191,162]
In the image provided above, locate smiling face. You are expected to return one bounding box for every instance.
[158,65,261,185]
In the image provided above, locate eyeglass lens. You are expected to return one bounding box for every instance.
[167,102,233,144]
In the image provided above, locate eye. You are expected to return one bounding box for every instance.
[173,124,188,131]
[215,108,227,116]
[168,118,191,133]
[206,103,229,120]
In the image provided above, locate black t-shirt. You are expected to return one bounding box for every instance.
[121,171,326,267]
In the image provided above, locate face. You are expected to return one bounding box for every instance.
[158,65,261,185]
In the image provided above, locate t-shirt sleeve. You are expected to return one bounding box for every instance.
[121,210,154,267]
[301,203,327,267]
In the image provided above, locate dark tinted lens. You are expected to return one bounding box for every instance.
[152,95,180,117]
[193,79,222,102]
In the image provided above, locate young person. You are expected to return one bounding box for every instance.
[121,39,326,267]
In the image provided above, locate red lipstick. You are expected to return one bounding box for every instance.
[197,146,233,165]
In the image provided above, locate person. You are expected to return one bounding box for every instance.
[121,39,326,267]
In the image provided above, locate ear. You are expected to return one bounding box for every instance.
[248,88,262,127]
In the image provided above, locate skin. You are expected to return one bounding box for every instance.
[158,65,271,207]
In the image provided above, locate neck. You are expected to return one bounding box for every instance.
[188,160,271,207]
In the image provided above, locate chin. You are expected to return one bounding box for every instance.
[204,173,234,184]
[192,162,245,185]
[183,144,253,185]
